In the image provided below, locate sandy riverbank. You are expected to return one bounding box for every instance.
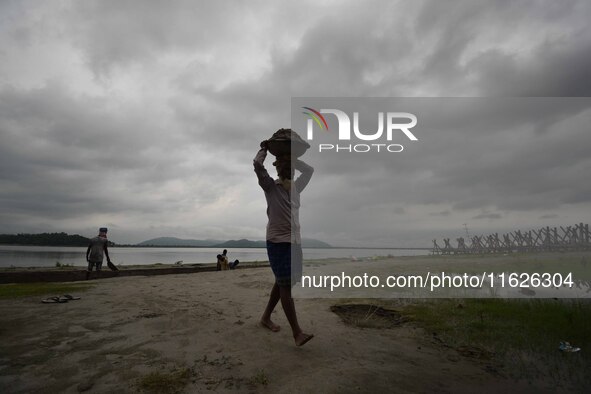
[0,255,568,393]
[0,262,269,284]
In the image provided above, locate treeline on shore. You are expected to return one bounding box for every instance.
[0,233,332,249]
[0,232,92,247]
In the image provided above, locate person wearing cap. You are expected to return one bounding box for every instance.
[85,227,113,280]
[253,139,314,347]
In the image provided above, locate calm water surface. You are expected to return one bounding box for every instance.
[0,245,428,268]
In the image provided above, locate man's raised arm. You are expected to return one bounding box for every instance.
[294,159,314,193]
[254,142,274,191]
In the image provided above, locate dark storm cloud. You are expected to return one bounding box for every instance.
[540,214,558,219]
[473,212,503,220]
[66,0,264,77]
[0,82,226,228]
[208,0,591,99]
[414,0,591,96]
[1,0,590,244]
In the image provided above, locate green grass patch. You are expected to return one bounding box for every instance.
[424,252,591,279]
[404,298,591,388]
[54,261,77,269]
[137,367,192,394]
[0,282,94,299]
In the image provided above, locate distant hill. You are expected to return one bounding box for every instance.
[136,237,223,247]
[0,232,92,247]
[213,239,266,248]
[137,237,332,248]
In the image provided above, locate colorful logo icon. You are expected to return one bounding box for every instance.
[302,107,329,131]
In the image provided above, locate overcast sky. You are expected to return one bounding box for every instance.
[1,0,590,246]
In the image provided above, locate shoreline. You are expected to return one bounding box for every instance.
[0,261,269,284]
[1,250,589,285]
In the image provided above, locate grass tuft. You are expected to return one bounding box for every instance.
[250,369,269,387]
[404,298,591,388]
[137,367,192,394]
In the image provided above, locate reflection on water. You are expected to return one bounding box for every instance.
[0,245,427,268]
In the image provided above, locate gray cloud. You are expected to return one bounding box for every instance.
[540,214,558,219]
[472,212,503,220]
[0,0,590,245]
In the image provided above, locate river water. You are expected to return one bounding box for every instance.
[0,245,428,268]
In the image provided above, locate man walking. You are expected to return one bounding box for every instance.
[254,137,314,347]
[86,227,113,280]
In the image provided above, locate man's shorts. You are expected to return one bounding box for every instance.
[87,260,103,272]
[266,241,303,287]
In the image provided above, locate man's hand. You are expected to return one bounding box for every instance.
[260,140,269,150]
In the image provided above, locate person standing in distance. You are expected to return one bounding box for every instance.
[253,139,314,347]
[86,227,113,280]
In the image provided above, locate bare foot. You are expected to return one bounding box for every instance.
[260,319,280,332]
[295,332,314,347]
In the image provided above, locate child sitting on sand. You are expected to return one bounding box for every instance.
[216,249,239,271]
